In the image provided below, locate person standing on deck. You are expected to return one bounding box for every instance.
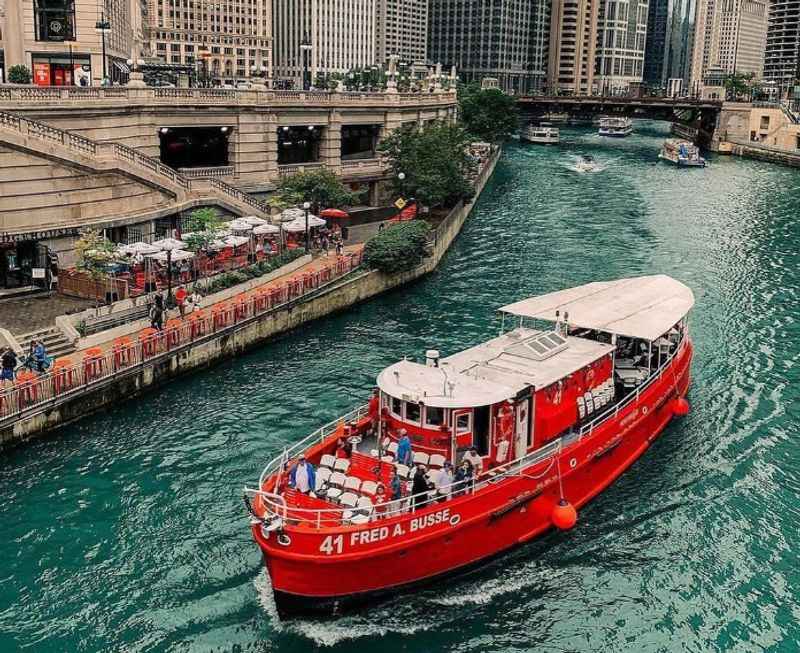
[390,468,403,502]
[396,430,413,466]
[434,462,454,500]
[461,447,483,476]
[411,464,430,512]
[289,454,316,494]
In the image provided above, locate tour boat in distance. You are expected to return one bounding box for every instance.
[245,275,694,617]
[520,122,560,144]
[598,116,634,137]
[659,139,707,167]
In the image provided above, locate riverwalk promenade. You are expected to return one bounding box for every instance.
[0,146,501,449]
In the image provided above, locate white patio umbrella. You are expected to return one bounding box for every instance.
[228,218,255,232]
[252,223,281,235]
[152,237,186,251]
[278,208,305,222]
[145,249,195,263]
[240,215,269,226]
[281,214,326,232]
[119,241,160,255]
[224,235,251,247]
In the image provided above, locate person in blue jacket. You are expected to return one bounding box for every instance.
[289,454,316,494]
[396,429,413,466]
[33,340,51,373]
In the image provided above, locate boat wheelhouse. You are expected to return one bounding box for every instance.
[245,275,695,617]
[659,139,706,167]
[598,117,634,137]
[520,122,560,144]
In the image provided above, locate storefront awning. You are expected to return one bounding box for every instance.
[113,61,131,74]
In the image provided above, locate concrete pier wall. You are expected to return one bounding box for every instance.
[0,148,500,449]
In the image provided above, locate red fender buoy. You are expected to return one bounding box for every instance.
[672,397,690,417]
[551,499,577,530]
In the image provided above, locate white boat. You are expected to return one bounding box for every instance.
[574,155,602,173]
[598,117,633,137]
[658,139,706,167]
[521,123,559,145]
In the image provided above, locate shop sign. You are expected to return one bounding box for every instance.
[33,62,51,86]
[0,227,79,244]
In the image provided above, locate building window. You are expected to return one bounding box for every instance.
[34,0,76,42]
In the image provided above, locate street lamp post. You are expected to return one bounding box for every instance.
[95,14,111,85]
[303,201,311,252]
[300,34,312,91]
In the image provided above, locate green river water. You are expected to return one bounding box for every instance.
[2,122,800,652]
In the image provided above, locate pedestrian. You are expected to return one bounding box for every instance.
[320,233,329,256]
[189,289,202,313]
[396,429,413,466]
[434,461,454,501]
[33,340,50,373]
[390,467,403,502]
[411,463,430,512]
[289,454,317,495]
[378,222,385,233]
[335,238,344,256]
[150,294,164,330]
[1,347,17,384]
[175,285,188,319]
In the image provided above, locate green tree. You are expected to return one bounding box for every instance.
[723,73,756,100]
[8,65,32,84]
[271,168,362,212]
[182,207,224,252]
[378,121,476,209]
[74,229,118,278]
[363,220,431,273]
[458,84,519,143]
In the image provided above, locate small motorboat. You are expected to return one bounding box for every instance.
[574,155,601,173]
[659,139,706,167]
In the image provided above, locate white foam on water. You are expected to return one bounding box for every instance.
[560,154,608,174]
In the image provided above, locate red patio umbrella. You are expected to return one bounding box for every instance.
[320,208,349,220]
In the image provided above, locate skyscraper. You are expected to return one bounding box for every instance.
[428,0,550,94]
[763,0,800,90]
[643,0,698,91]
[594,0,650,93]
[272,0,376,86]
[547,0,600,94]
[376,0,428,65]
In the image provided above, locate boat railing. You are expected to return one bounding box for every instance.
[257,403,370,490]
[248,437,564,530]
[578,333,687,439]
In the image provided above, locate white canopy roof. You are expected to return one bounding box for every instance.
[228,218,255,232]
[240,215,268,226]
[282,215,326,232]
[500,275,694,342]
[278,208,305,222]
[224,235,250,247]
[152,237,186,251]
[118,241,159,255]
[145,249,195,263]
[377,327,613,408]
[253,223,281,235]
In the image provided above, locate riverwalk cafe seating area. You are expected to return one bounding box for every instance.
[58,211,337,302]
[0,251,363,421]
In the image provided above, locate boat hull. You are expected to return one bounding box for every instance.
[521,135,559,144]
[659,153,706,167]
[254,340,693,618]
[599,128,633,137]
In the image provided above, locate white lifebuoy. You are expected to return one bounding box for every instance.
[449,514,461,526]
[277,533,292,547]
[569,458,577,469]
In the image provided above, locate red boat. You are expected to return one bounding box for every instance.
[245,275,695,617]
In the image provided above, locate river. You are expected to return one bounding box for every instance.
[2,121,799,652]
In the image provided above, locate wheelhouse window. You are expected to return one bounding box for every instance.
[455,412,472,433]
[425,406,444,427]
[391,396,402,418]
[405,402,421,424]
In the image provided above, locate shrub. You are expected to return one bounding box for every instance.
[196,249,304,295]
[363,220,431,273]
[8,65,32,84]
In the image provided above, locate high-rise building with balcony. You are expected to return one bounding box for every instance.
[272,0,376,87]
[376,0,428,65]
[547,0,600,94]
[428,0,550,94]
[763,0,800,90]
[594,0,650,93]
[147,0,272,84]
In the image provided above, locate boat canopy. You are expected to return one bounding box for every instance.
[377,328,613,408]
[499,275,695,342]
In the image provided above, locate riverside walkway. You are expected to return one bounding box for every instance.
[0,246,364,423]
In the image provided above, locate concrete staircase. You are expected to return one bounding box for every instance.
[0,109,269,219]
[17,327,76,361]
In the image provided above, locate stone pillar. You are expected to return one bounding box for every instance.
[3,0,25,70]
[321,110,342,174]
[264,113,279,184]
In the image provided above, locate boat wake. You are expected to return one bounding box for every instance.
[562,154,607,173]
